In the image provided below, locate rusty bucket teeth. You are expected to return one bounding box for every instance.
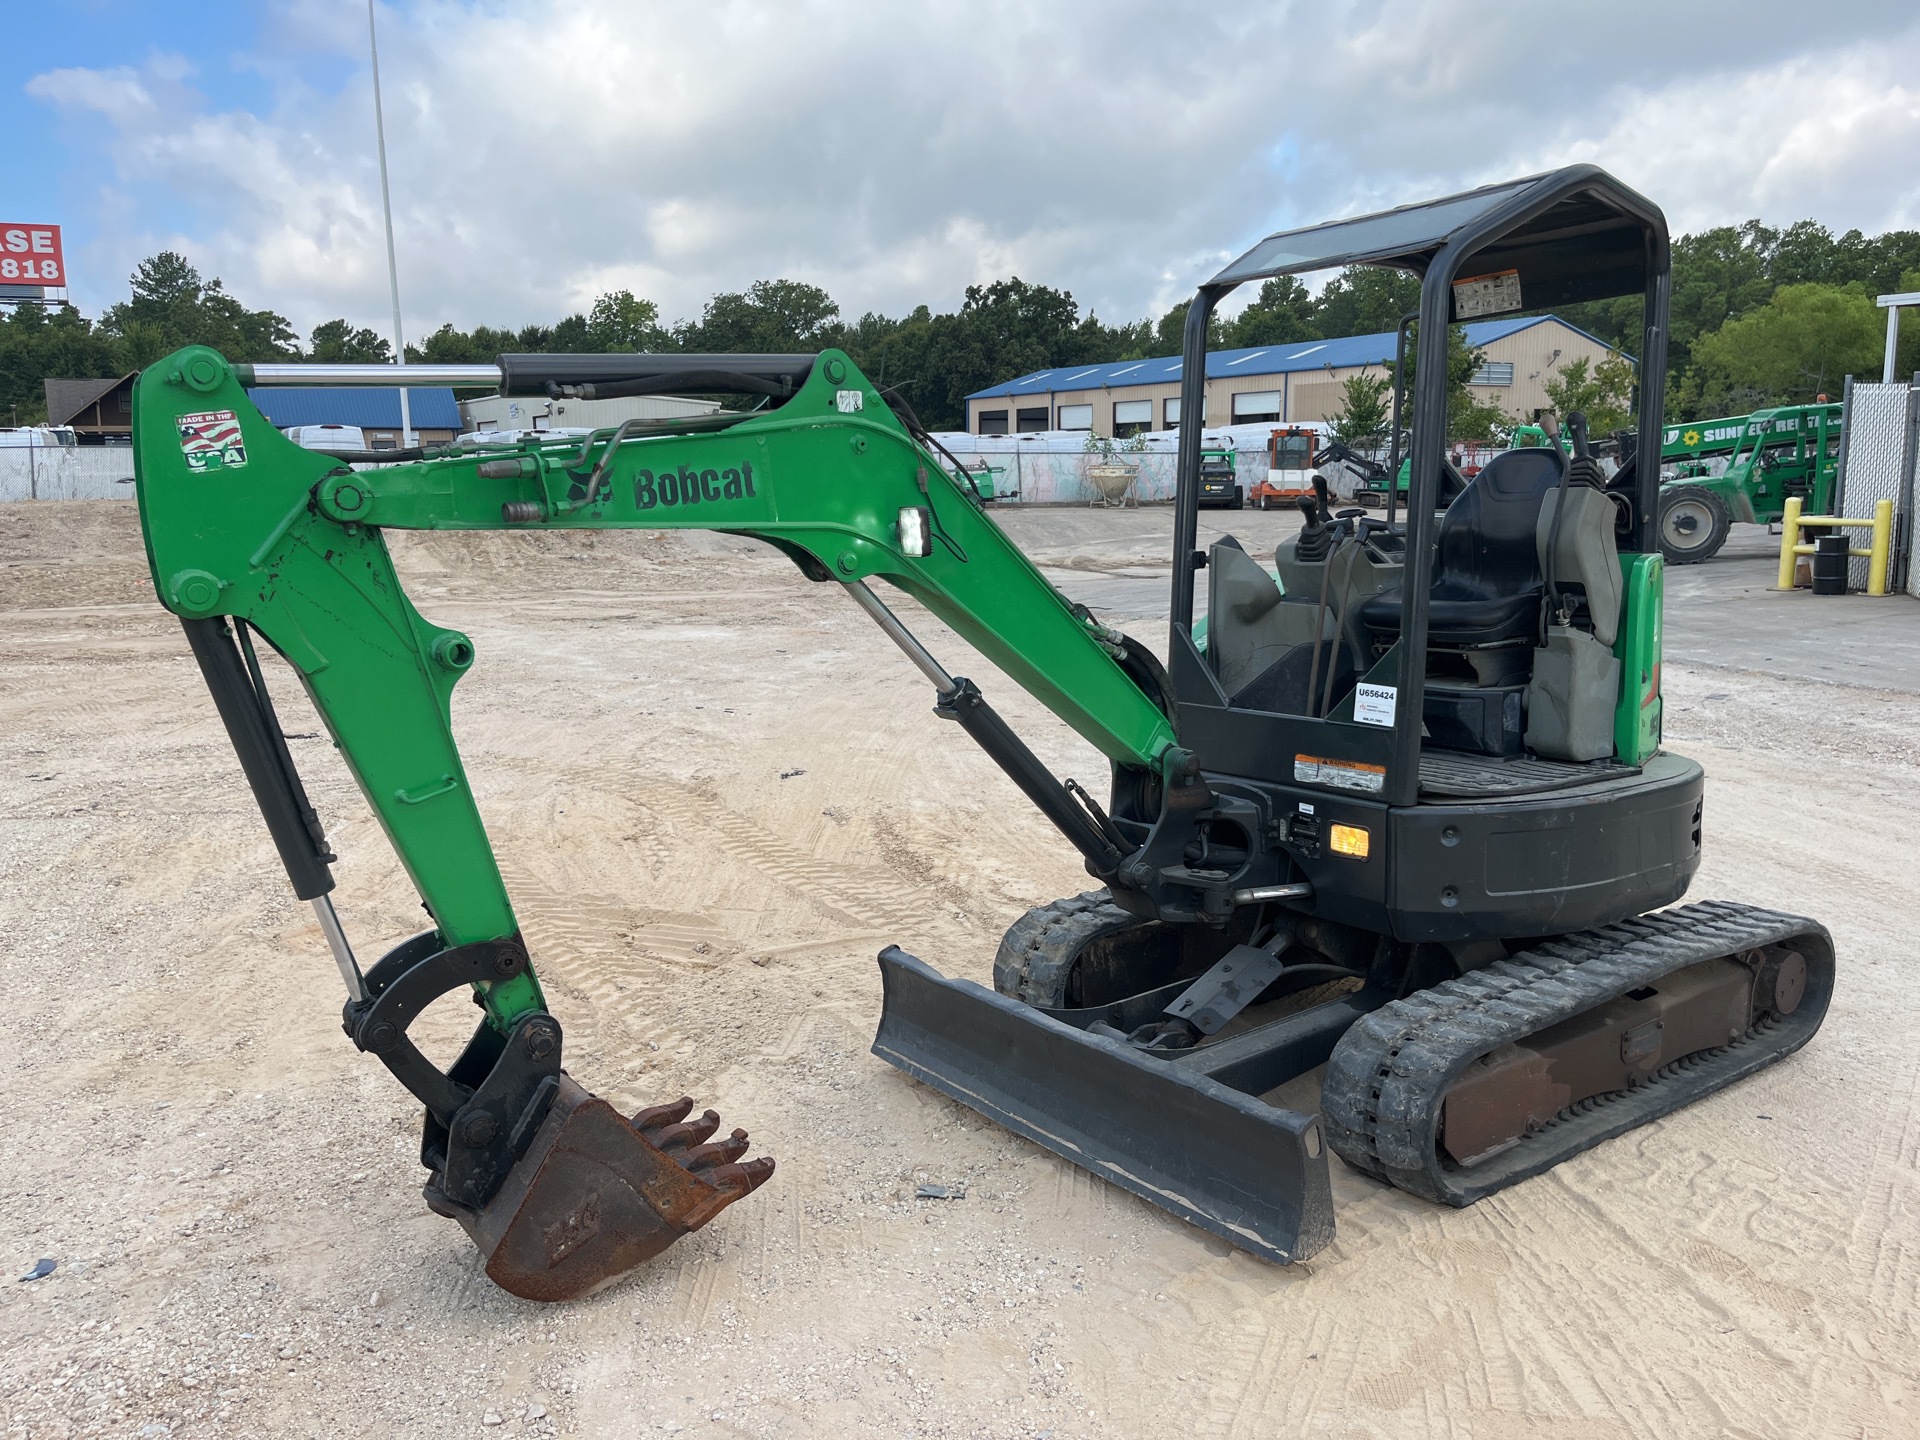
[440,1074,773,1303]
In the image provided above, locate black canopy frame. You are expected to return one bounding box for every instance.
[1167,164,1671,810]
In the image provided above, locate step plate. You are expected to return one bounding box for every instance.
[872,946,1336,1264]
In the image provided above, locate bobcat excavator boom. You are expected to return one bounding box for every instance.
[133,165,1832,1300]
[135,341,1190,1299]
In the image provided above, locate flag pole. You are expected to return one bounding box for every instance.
[368,0,412,447]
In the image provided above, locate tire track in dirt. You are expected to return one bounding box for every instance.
[665,1252,730,1330]
[1467,1172,1806,1435]
[637,787,924,933]
[599,760,942,936]
[495,752,937,938]
[1856,1053,1920,1315]
[1796,1046,1920,1431]
[494,866,707,1079]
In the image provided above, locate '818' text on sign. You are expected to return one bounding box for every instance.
[0,226,64,284]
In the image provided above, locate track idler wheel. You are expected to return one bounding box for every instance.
[430,1077,774,1302]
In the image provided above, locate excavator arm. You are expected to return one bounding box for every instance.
[132,344,1178,1299]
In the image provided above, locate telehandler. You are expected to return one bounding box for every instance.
[1656,403,1843,565]
[132,166,1831,1300]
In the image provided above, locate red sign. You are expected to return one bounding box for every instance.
[0,225,64,286]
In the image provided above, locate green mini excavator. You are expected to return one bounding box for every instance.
[131,166,1832,1300]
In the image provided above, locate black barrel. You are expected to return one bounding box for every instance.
[1811,533,1849,595]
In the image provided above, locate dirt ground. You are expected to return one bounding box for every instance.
[2,499,1917,1440]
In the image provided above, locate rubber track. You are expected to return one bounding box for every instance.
[1320,900,1835,1206]
[992,889,1138,1008]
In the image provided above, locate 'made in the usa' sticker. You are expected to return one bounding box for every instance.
[179,410,249,472]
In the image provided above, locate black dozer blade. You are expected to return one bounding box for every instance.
[872,946,1335,1264]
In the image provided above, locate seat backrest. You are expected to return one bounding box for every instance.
[1430,446,1565,602]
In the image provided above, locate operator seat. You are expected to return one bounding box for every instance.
[1360,446,1565,666]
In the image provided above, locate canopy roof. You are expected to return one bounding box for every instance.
[1212,165,1665,316]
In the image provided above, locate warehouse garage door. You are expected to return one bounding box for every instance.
[1232,391,1280,424]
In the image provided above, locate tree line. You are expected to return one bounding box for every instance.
[4,216,1917,431]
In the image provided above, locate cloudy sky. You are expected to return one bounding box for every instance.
[9,1,1920,343]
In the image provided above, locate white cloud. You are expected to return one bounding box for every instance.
[1533,49,1920,235]
[27,66,159,128]
[27,0,1920,343]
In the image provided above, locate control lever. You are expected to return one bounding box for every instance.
[1309,474,1334,524]
[1567,411,1591,459]
[1293,491,1334,564]
[1565,411,1604,489]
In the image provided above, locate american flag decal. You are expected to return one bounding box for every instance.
[178,409,248,472]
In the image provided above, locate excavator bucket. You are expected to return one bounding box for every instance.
[871,947,1335,1264]
[429,1076,774,1303]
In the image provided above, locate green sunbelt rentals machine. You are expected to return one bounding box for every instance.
[1662,412,1753,474]
[132,166,1833,1301]
[1656,404,1843,564]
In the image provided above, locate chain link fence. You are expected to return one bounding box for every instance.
[1833,377,1920,593]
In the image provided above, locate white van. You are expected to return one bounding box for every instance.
[0,425,78,448]
[283,424,367,451]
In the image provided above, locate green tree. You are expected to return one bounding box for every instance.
[1102,315,1158,361]
[1664,223,1776,379]
[1685,283,1883,411]
[308,318,391,362]
[837,308,909,392]
[1541,354,1636,434]
[404,290,670,362]
[1451,392,1513,444]
[1314,266,1422,338]
[1224,276,1320,348]
[1152,303,1224,355]
[679,279,844,352]
[1855,233,1920,296]
[1552,293,1641,357]
[406,322,533,363]
[585,290,668,351]
[0,302,123,423]
[1327,371,1390,444]
[862,278,1118,428]
[1900,268,1920,380]
[100,252,297,367]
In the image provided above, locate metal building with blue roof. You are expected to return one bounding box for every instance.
[245,387,464,447]
[963,314,1623,437]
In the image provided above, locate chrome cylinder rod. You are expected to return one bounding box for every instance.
[236,362,503,388]
[312,894,369,1002]
[1232,882,1314,905]
[841,581,960,697]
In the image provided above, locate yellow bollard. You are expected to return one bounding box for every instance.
[1777,495,1803,590]
[1869,497,1893,596]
